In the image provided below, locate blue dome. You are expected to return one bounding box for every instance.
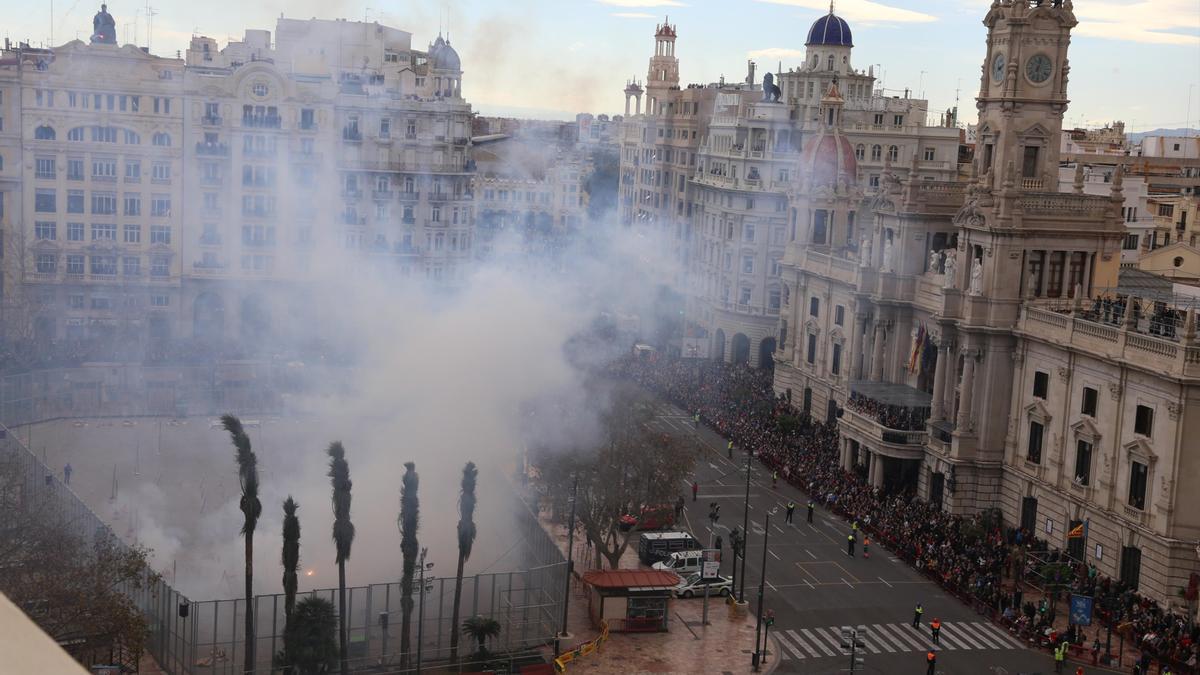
[806,13,853,47]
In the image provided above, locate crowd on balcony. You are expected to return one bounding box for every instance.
[607,352,1199,672]
[1079,296,1188,340]
[845,391,929,431]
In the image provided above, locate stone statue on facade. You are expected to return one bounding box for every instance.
[929,249,943,275]
[91,4,117,44]
[762,72,782,103]
[882,238,894,273]
[969,257,984,296]
[860,237,872,268]
[942,250,957,289]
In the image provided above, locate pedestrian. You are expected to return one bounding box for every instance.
[727,440,733,459]
[863,535,870,559]
[912,603,923,627]
[785,501,795,524]
[692,481,698,502]
[63,462,72,486]
[772,470,778,488]
[847,532,856,557]
[713,503,721,522]
[852,520,859,534]
[926,650,936,675]
[1090,636,1100,665]
[675,496,685,520]
[694,411,700,429]
[1074,667,1084,675]
[1053,640,1066,674]
[930,617,941,645]
[806,499,814,524]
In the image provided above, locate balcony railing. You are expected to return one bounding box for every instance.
[343,128,363,142]
[242,115,281,129]
[199,234,222,245]
[195,142,229,157]
[201,114,222,126]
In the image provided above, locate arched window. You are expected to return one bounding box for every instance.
[124,130,141,144]
[34,125,56,140]
[827,55,834,71]
[870,144,882,161]
[855,144,865,160]
[152,132,171,147]
[67,127,85,141]
[888,145,899,161]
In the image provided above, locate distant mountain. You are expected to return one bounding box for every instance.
[1129,128,1199,142]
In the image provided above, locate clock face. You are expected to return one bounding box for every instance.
[992,54,1006,82]
[1025,54,1053,83]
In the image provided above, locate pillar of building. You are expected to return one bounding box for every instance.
[840,439,851,472]
[930,342,948,421]
[849,315,865,380]
[956,348,976,431]
[625,94,631,117]
[870,453,884,488]
[1059,251,1070,298]
[870,321,886,381]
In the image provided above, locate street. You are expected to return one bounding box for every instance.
[645,398,1109,675]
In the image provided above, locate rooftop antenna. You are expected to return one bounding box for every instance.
[49,0,52,46]
[145,1,157,53]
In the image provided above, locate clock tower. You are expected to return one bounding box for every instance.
[974,0,1077,192]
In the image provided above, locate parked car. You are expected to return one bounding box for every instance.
[674,573,732,598]
[619,505,676,532]
[637,531,701,566]
[652,550,704,576]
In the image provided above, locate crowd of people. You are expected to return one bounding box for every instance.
[608,352,1199,673]
[845,391,930,431]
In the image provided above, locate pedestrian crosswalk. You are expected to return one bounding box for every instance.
[772,621,1025,661]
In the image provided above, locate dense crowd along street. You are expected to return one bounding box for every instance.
[608,353,1200,673]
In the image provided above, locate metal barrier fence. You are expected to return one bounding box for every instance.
[1,362,568,674]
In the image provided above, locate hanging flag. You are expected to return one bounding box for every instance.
[908,323,925,374]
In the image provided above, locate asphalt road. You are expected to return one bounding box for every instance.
[644,398,1113,675]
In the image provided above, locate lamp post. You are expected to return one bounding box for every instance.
[751,508,778,671]
[556,476,579,655]
[739,450,752,602]
[416,548,434,673]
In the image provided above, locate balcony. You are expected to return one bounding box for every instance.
[242,238,275,249]
[342,188,363,200]
[1020,305,1200,378]
[342,128,363,142]
[199,233,222,245]
[372,189,393,201]
[196,142,229,157]
[241,208,276,219]
[839,381,931,460]
[242,114,281,129]
[201,114,222,126]
[299,121,317,132]
[193,260,226,272]
[243,147,277,160]
[200,175,223,187]
[393,242,420,255]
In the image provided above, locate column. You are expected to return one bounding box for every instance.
[930,343,948,421]
[956,348,976,431]
[941,343,958,422]
[841,439,852,472]
[869,322,886,381]
[849,315,865,381]
[1058,251,1069,298]
[1082,252,1093,297]
[866,450,875,484]
[870,453,884,488]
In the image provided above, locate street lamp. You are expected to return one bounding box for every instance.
[416,549,435,673]
[752,507,778,671]
[556,475,579,655]
[739,450,752,602]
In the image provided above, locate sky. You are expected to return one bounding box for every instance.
[4,0,1198,131]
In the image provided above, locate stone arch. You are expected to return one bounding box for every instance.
[731,333,751,365]
[713,329,726,362]
[193,291,225,341]
[240,294,271,341]
[759,337,776,372]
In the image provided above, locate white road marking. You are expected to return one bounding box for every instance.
[769,549,781,561]
[785,629,820,658]
[798,628,836,656]
[805,549,817,559]
[774,630,807,660]
[877,576,893,588]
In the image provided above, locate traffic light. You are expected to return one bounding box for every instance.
[765,609,775,627]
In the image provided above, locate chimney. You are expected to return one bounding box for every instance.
[747,60,756,86]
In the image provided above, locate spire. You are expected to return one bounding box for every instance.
[829,0,835,14]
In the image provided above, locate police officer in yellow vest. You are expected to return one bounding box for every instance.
[1054,640,1067,673]
[847,532,856,557]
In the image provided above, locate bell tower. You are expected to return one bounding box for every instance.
[645,18,679,116]
[974,0,1077,192]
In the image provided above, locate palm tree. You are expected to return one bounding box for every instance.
[398,462,420,670]
[282,596,338,675]
[279,497,300,675]
[449,461,478,661]
[326,442,354,675]
[460,615,501,660]
[223,414,262,675]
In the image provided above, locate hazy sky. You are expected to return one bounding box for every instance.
[5,0,1198,130]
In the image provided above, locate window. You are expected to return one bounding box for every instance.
[125,161,141,180]
[893,114,904,126]
[67,159,83,180]
[380,118,391,137]
[768,287,781,312]
[151,196,171,217]
[35,157,55,178]
[1128,460,1147,509]
[924,147,936,161]
[743,224,755,242]
[887,145,899,162]
[124,130,140,144]
[869,174,880,188]
[871,145,882,161]
[67,190,84,213]
[252,83,268,97]
[739,286,751,305]
[67,294,84,309]
[67,127,85,141]
[34,125,56,140]
[831,343,842,375]
[124,224,140,243]
[742,255,754,274]
[1123,233,1139,250]
[1027,421,1044,463]
[67,222,83,241]
[1134,405,1154,437]
[91,297,111,310]
[35,188,56,212]
[91,223,116,241]
[123,194,140,216]
[66,254,84,275]
[1033,371,1049,398]
[1074,440,1092,486]
[300,108,315,129]
[809,297,820,317]
[835,305,845,326]
[152,162,170,182]
[152,132,171,147]
[91,126,117,143]
[91,192,117,215]
[93,159,117,178]
[90,255,117,275]
[806,334,817,364]
[1119,546,1141,590]
[150,225,171,245]
[150,256,170,277]
[854,144,864,160]
[150,294,169,307]
[1081,387,1097,416]
[35,254,56,274]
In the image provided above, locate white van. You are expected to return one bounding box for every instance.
[652,550,703,575]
